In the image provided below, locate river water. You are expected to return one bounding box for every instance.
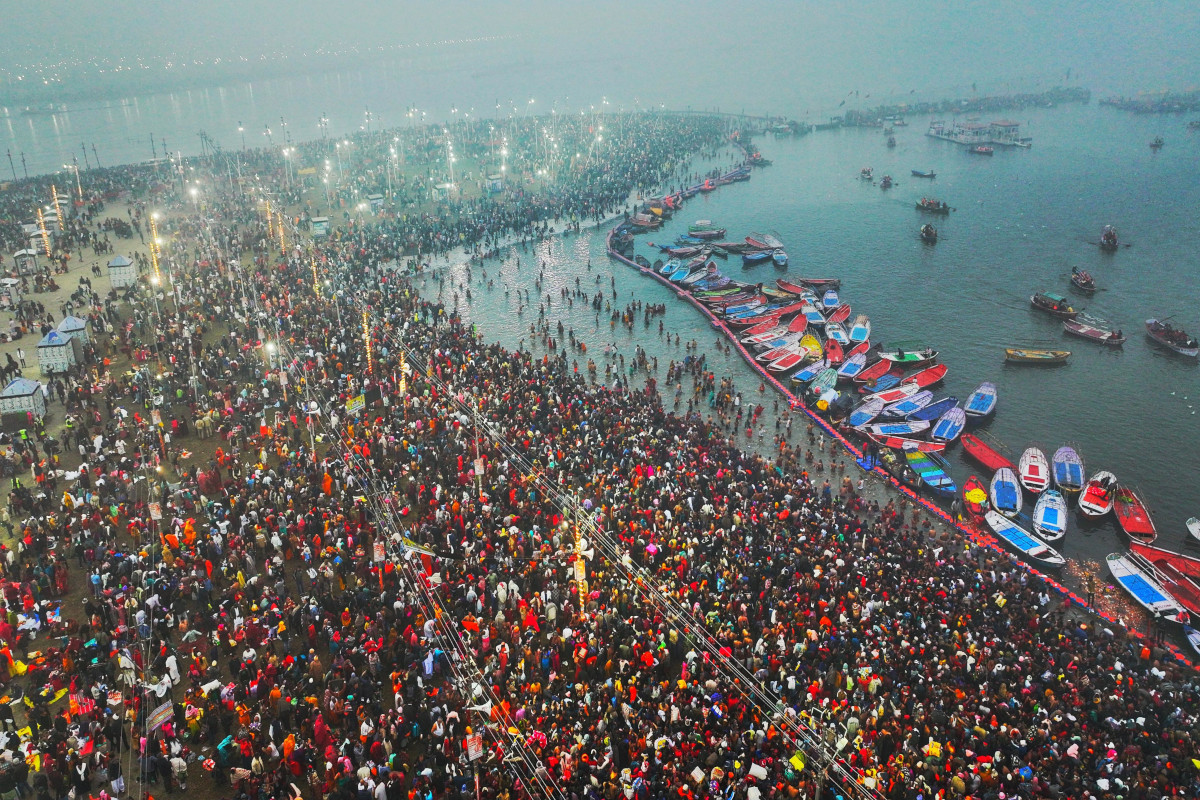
[417,102,1200,588]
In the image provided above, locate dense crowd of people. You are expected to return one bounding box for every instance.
[0,111,1196,800]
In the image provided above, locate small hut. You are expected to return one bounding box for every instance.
[57,315,90,345]
[12,249,38,276]
[37,330,79,374]
[107,255,140,288]
[0,378,46,419]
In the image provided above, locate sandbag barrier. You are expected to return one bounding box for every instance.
[604,175,1195,670]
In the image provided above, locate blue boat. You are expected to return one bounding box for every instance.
[1107,553,1189,621]
[858,420,931,437]
[964,381,998,419]
[931,407,967,443]
[986,511,1066,566]
[905,450,958,498]
[882,390,934,418]
[659,258,684,275]
[772,249,788,267]
[848,396,885,427]
[1051,446,1085,493]
[837,353,867,381]
[870,374,902,392]
[743,251,772,266]
[668,264,693,282]
[792,358,830,384]
[990,467,1023,517]
[821,289,840,310]
[1033,490,1068,541]
[907,396,959,422]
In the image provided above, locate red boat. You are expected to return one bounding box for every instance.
[1114,487,1157,544]
[826,304,852,324]
[902,363,948,389]
[1128,542,1200,615]
[787,315,809,333]
[962,475,989,517]
[961,433,1016,473]
[777,278,842,293]
[846,340,872,358]
[867,433,946,453]
[825,338,844,366]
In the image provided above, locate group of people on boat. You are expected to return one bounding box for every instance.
[917,197,948,211]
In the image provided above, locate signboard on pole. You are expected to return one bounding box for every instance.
[466,734,484,761]
[373,542,386,562]
[148,503,163,520]
[345,394,365,414]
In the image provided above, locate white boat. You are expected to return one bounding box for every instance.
[1079,470,1117,517]
[848,315,871,344]
[1106,553,1190,622]
[984,511,1065,566]
[989,467,1023,518]
[1188,516,1200,543]
[1032,490,1068,541]
[1018,447,1050,494]
[857,420,931,438]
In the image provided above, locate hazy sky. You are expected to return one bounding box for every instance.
[4,1,1198,104]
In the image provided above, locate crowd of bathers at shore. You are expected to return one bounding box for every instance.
[0,111,1195,800]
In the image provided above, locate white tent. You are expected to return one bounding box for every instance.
[0,378,46,418]
[108,254,140,288]
[58,315,90,344]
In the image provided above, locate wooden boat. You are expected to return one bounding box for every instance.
[961,433,1015,473]
[748,232,784,249]
[1189,517,1200,543]
[1018,447,1050,494]
[824,321,849,345]
[772,250,788,267]
[1099,225,1119,252]
[877,448,923,491]
[848,315,871,343]
[919,224,938,243]
[905,450,957,498]
[1069,267,1096,293]
[1030,292,1080,320]
[826,304,852,324]
[867,432,946,453]
[880,345,938,367]
[915,199,951,215]
[1186,626,1200,657]
[741,322,789,343]
[757,339,806,362]
[1078,470,1117,517]
[864,381,920,405]
[821,289,839,311]
[1005,348,1071,364]
[1128,542,1200,615]
[693,286,744,298]
[658,258,684,275]
[837,353,867,382]
[881,390,934,418]
[801,304,826,325]
[743,251,772,267]
[798,334,823,361]
[680,265,719,285]
[971,146,994,156]
[860,166,873,180]
[777,278,841,292]
[1145,318,1199,358]
[767,349,809,373]
[689,220,722,234]
[824,338,844,366]
[1051,446,1085,493]
[1033,490,1068,541]
[848,397,886,427]
[963,475,989,516]
[792,355,827,384]
[1106,553,1189,622]
[859,420,931,438]
[931,407,967,443]
[690,228,727,240]
[911,169,937,179]
[908,396,958,422]
[1063,319,1125,346]
[985,511,1065,567]
[990,467,1023,517]
[713,242,759,254]
[1114,487,1157,544]
[880,175,893,189]
[963,381,998,419]
[808,368,839,394]
[854,358,893,386]
[887,136,896,148]
[786,314,810,333]
[902,363,948,389]
[1150,136,1164,149]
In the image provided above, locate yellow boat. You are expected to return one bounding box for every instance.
[800,333,822,360]
[1004,348,1071,364]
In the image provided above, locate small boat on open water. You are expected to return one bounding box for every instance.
[1145,318,1199,358]
[1005,348,1071,364]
